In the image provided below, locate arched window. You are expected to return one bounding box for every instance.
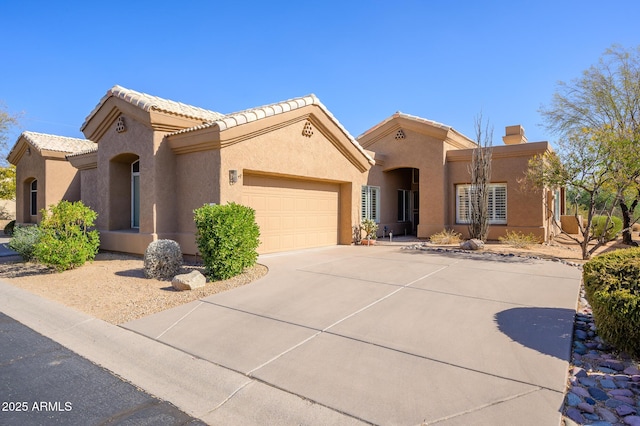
[30,180,37,216]
[131,160,140,228]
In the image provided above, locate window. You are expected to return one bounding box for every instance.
[361,185,380,222]
[397,190,410,222]
[456,184,507,224]
[554,189,561,222]
[30,180,37,216]
[131,160,140,228]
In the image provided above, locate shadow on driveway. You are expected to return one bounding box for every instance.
[495,307,575,360]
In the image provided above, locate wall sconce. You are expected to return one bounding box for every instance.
[229,169,238,185]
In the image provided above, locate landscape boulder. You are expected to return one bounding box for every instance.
[172,270,206,291]
[460,239,485,250]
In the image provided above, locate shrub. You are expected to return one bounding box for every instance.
[498,230,541,249]
[361,218,378,240]
[591,215,623,241]
[430,229,462,245]
[144,239,183,280]
[34,201,100,272]
[9,225,41,261]
[194,203,260,280]
[583,247,640,357]
[4,220,15,236]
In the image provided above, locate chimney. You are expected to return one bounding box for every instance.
[502,125,528,145]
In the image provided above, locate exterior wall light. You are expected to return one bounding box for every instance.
[229,169,238,185]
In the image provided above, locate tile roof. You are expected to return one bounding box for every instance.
[81,85,225,131]
[20,131,97,154]
[356,112,452,140]
[168,94,374,163]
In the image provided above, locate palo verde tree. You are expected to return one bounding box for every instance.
[539,45,640,247]
[467,113,493,241]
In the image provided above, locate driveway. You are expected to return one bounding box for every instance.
[123,245,581,425]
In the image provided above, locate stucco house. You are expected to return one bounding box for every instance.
[8,85,563,255]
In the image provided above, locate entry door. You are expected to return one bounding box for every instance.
[411,190,419,233]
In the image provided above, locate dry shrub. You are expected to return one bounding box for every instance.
[498,230,541,249]
[430,229,462,245]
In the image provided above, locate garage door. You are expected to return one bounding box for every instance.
[242,174,339,253]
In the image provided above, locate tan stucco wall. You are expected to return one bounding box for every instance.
[363,126,462,238]
[446,142,552,241]
[14,148,80,224]
[88,113,157,253]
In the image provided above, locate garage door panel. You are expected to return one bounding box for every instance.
[243,175,339,253]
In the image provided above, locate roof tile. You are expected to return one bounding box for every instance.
[21,131,97,154]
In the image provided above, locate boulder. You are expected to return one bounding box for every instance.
[172,270,206,291]
[460,239,485,250]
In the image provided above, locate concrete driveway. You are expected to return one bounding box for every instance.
[123,245,581,425]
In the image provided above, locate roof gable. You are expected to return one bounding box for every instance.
[7,131,97,165]
[167,94,375,168]
[358,112,476,150]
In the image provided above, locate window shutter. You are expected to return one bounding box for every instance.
[493,185,507,223]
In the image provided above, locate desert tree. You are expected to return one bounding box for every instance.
[539,45,640,245]
[467,113,493,241]
[0,102,21,200]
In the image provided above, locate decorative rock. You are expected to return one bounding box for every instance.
[611,389,635,397]
[578,402,595,413]
[566,407,585,424]
[601,379,617,389]
[626,367,640,376]
[567,392,582,406]
[459,239,485,250]
[572,386,591,398]
[624,415,640,426]
[616,404,637,416]
[606,398,623,408]
[580,377,598,387]
[601,360,625,371]
[615,395,636,405]
[597,407,618,423]
[589,387,609,401]
[575,329,588,340]
[172,270,206,291]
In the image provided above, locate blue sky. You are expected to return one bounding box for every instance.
[1,1,639,150]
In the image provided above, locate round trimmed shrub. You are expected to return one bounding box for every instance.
[9,225,41,261]
[143,239,183,280]
[583,247,640,357]
[591,215,623,241]
[194,203,260,280]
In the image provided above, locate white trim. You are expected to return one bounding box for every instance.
[131,160,140,229]
[30,179,37,216]
[456,183,507,225]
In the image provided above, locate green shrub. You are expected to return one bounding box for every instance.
[9,225,41,261]
[430,229,462,245]
[498,229,541,249]
[4,220,15,236]
[583,247,640,357]
[194,203,260,280]
[34,201,100,272]
[591,215,623,241]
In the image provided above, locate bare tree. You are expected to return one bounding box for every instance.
[467,113,493,241]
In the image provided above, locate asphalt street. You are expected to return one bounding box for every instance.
[0,312,206,426]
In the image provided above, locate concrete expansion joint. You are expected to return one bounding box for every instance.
[421,387,544,425]
[207,379,254,415]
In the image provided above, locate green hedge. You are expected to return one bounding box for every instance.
[9,225,41,261]
[194,203,260,280]
[583,247,640,357]
[591,215,623,241]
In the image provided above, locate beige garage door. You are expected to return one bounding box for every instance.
[242,174,339,253]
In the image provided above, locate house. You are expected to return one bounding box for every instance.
[7,85,563,256]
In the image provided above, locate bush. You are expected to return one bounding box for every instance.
[498,230,541,249]
[361,218,378,240]
[4,220,15,236]
[144,239,183,280]
[194,203,260,280]
[34,201,100,272]
[591,215,623,241]
[430,229,462,245]
[9,225,41,261]
[583,247,640,357]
